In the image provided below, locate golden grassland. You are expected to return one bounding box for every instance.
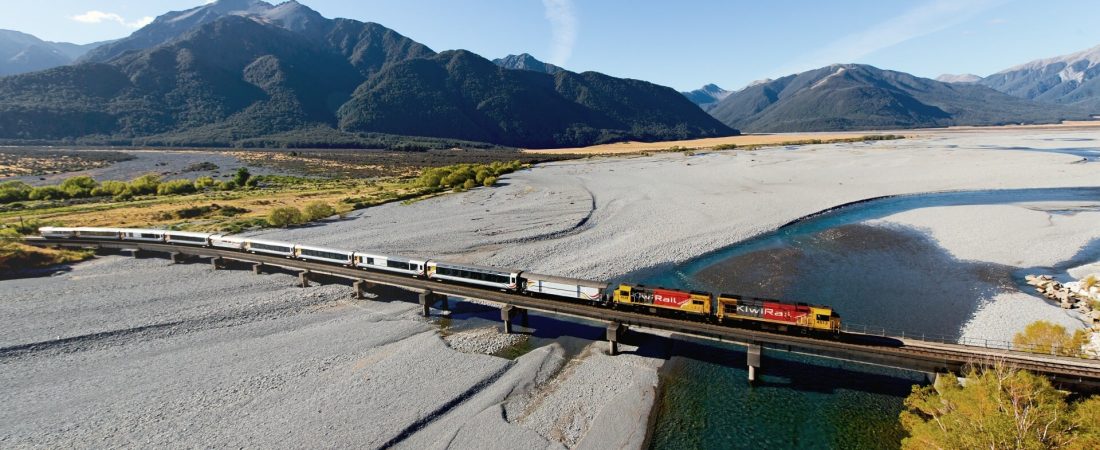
[523,120,1100,155]
[0,243,92,273]
[0,177,426,233]
[522,132,908,155]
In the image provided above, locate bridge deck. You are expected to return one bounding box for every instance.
[25,237,1100,389]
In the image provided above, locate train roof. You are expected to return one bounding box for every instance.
[165,230,212,237]
[244,238,295,247]
[294,243,353,254]
[430,260,521,275]
[353,251,425,262]
[717,292,834,309]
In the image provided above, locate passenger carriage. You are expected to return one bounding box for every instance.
[209,234,246,250]
[38,227,78,239]
[353,252,426,276]
[164,231,212,246]
[120,229,166,242]
[73,227,124,240]
[242,238,295,257]
[294,244,354,266]
[427,261,521,291]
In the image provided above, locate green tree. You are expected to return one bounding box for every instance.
[900,365,1080,449]
[233,167,252,187]
[1014,320,1087,356]
[1072,396,1100,449]
[267,206,303,227]
[302,201,335,221]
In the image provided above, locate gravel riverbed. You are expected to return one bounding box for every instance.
[3,128,1099,447]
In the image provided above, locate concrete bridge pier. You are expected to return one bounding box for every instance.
[252,263,265,275]
[298,270,311,288]
[352,280,368,299]
[607,322,625,355]
[210,257,224,270]
[747,343,762,383]
[170,252,185,264]
[501,305,527,334]
[420,290,443,317]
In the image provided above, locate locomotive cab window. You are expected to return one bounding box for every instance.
[816,314,830,321]
[692,300,705,305]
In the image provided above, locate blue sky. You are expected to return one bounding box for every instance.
[2,0,1099,91]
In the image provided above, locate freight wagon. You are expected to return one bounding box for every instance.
[524,272,607,302]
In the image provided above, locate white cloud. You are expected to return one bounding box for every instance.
[542,0,577,67]
[71,10,154,29]
[775,0,1006,76]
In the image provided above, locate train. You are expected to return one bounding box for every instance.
[37,227,842,335]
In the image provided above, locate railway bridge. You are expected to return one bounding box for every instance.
[26,237,1100,391]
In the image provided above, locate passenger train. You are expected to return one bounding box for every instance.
[38,227,841,335]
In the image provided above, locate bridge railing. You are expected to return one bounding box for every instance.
[841,322,1099,360]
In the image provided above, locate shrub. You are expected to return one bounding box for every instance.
[1013,320,1088,357]
[302,201,335,221]
[193,176,215,189]
[463,179,477,190]
[59,176,97,198]
[267,206,304,227]
[216,181,237,191]
[156,179,197,195]
[28,186,67,200]
[90,180,128,197]
[128,174,162,195]
[233,167,251,187]
[0,181,32,203]
[482,176,497,187]
[244,177,259,188]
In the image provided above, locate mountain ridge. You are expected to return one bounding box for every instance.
[709,64,1089,132]
[0,5,735,148]
[0,29,106,76]
[979,44,1100,111]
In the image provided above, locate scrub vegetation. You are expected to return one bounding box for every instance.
[900,364,1100,449]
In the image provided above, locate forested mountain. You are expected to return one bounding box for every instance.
[980,44,1100,112]
[0,0,735,148]
[343,50,733,148]
[709,64,1089,132]
[0,30,104,76]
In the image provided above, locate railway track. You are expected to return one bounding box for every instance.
[24,237,1100,389]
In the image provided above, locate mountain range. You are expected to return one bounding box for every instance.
[1,0,1098,144]
[978,44,1100,111]
[0,0,734,148]
[708,64,1090,133]
[0,30,105,76]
